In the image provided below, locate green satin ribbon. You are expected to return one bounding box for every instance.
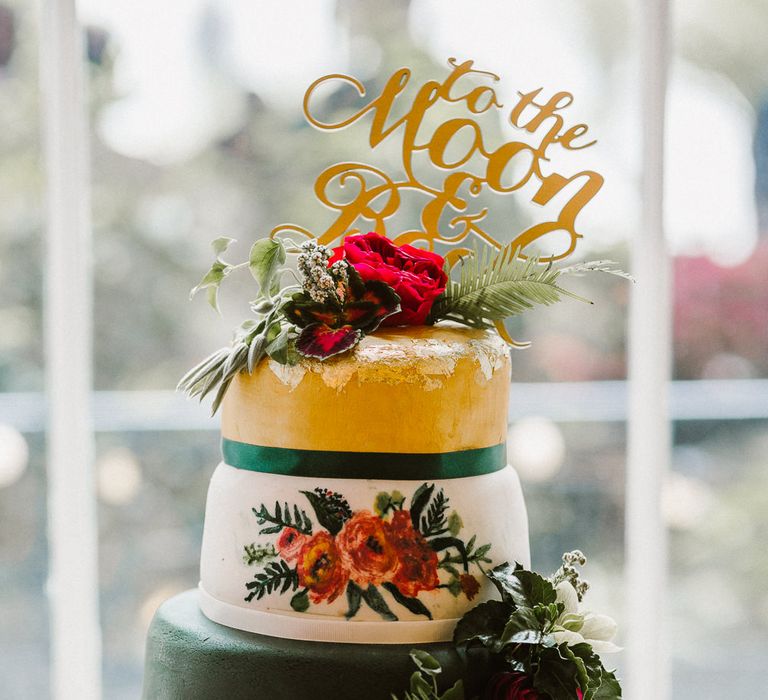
[221,438,507,480]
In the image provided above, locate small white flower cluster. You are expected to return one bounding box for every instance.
[297,241,338,303]
[551,550,590,601]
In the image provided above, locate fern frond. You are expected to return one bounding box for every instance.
[430,243,591,329]
[244,560,298,602]
[559,259,634,281]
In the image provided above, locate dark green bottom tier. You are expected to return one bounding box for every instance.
[143,590,496,700]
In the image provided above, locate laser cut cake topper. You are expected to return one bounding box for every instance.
[181,59,628,411]
[272,58,604,265]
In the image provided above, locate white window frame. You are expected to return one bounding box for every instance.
[40,1,100,698]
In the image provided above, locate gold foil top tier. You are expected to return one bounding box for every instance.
[221,323,510,454]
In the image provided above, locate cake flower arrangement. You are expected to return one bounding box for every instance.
[243,482,490,620]
[398,552,621,700]
[179,231,626,412]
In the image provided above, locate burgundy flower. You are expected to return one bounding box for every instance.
[484,673,583,700]
[460,573,481,601]
[330,232,447,326]
[282,264,400,359]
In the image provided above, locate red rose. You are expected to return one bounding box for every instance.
[484,673,583,700]
[296,531,348,604]
[330,232,447,326]
[337,511,398,586]
[275,527,308,563]
[385,510,439,597]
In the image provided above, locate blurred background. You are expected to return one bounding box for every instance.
[1,0,767,697]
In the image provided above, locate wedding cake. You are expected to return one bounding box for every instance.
[143,59,624,700]
[201,323,528,641]
[143,323,528,698]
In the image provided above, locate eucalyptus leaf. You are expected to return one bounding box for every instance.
[249,238,286,295]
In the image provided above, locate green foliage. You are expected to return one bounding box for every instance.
[420,489,450,538]
[374,490,405,516]
[189,237,238,312]
[409,483,435,530]
[487,562,557,608]
[451,560,622,699]
[249,238,286,294]
[212,236,237,256]
[177,287,300,414]
[453,600,511,648]
[345,581,363,619]
[429,537,469,572]
[243,543,277,566]
[252,501,313,535]
[361,583,398,621]
[410,649,442,676]
[430,243,628,332]
[429,244,588,328]
[290,589,310,613]
[447,511,463,536]
[181,235,301,413]
[382,582,433,620]
[244,559,298,602]
[409,483,453,538]
[300,489,352,536]
[438,534,492,572]
[391,651,465,700]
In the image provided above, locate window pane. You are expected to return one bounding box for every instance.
[670,0,768,695]
[0,1,48,697]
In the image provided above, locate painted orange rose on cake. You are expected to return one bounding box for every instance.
[296,531,347,604]
[337,511,398,586]
[243,484,492,620]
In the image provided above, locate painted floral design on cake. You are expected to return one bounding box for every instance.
[242,483,492,620]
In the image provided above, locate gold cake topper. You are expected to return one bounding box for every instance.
[272,58,603,265]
